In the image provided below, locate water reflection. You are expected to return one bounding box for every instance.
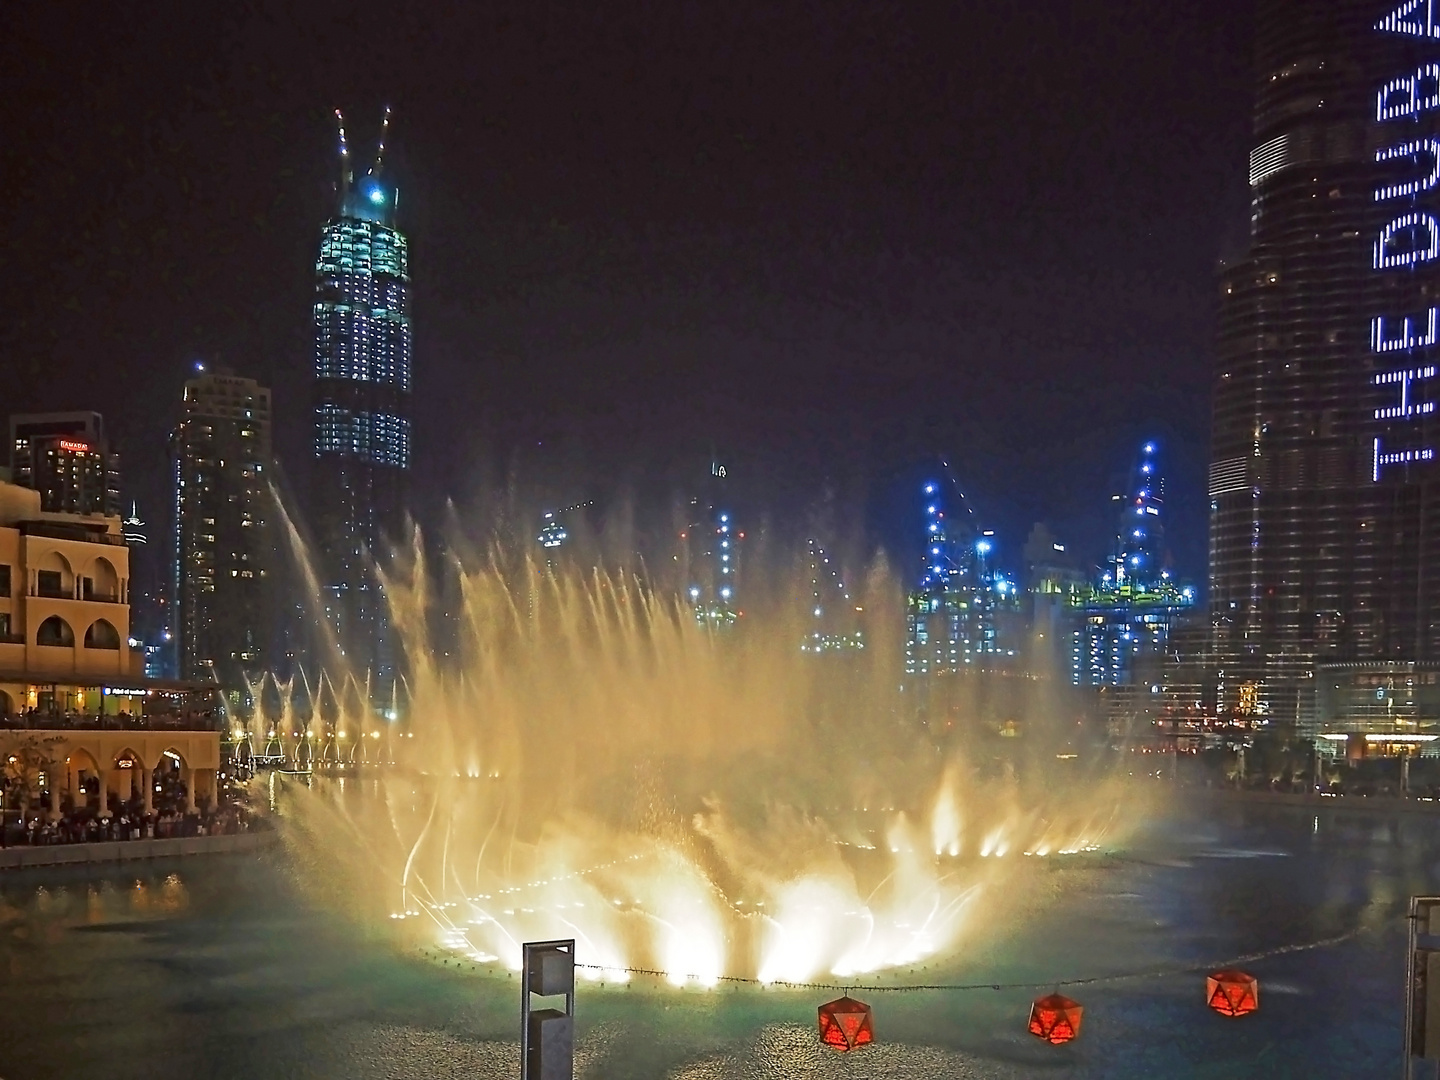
[0,805,1431,1079]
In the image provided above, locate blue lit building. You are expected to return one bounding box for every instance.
[311,109,411,684]
[1069,443,1195,688]
[904,482,1019,678]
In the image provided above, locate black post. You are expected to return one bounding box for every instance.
[521,939,575,1080]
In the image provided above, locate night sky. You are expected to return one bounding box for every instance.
[2,1,1254,582]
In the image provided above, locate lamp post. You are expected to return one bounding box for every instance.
[521,939,575,1080]
[1405,896,1440,1079]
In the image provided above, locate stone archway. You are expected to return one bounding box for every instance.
[111,747,149,812]
[36,615,74,648]
[84,619,121,650]
[64,746,104,817]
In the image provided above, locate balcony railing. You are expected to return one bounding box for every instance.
[28,587,122,603]
[0,711,223,733]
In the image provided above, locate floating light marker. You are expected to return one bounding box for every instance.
[1028,993,1084,1044]
[818,996,874,1051]
[1206,969,1259,1018]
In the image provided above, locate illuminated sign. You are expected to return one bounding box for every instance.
[57,439,89,453]
[1372,13,1440,477]
[1378,0,1440,40]
[1379,64,1440,119]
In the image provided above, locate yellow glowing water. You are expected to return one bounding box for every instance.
[250,546,1138,986]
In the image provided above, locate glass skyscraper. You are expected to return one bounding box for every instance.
[311,110,411,684]
[1212,2,1440,727]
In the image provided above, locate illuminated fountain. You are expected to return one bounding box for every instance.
[264,541,1141,987]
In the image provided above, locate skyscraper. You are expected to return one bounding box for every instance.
[8,411,121,516]
[174,369,274,687]
[1211,2,1440,728]
[311,108,412,682]
[682,462,740,627]
[904,482,1016,679]
[1070,443,1194,690]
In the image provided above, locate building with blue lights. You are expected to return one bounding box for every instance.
[1067,443,1195,690]
[311,109,411,684]
[904,482,1019,679]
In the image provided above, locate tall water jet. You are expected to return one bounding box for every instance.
[267,536,1142,984]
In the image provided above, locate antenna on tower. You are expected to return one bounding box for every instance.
[335,109,352,194]
[371,105,392,175]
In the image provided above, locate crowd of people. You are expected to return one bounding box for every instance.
[0,773,260,848]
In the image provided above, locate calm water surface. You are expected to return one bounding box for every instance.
[0,801,1431,1079]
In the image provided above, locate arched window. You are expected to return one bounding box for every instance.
[84,619,120,650]
[36,616,74,647]
[83,557,121,602]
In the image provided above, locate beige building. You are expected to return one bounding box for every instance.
[0,481,220,818]
[0,480,140,714]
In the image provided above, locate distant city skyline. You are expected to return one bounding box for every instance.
[1,2,1239,585]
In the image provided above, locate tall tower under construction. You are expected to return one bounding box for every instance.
[311,108,412,685]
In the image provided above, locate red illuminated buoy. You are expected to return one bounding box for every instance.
[1206,970,1259,1017]
[817,996,874,1051]
[1028,993,1084,1044]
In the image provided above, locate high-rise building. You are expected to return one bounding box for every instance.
[1070,443,1195,689]
[8,411,121,516]
[904,482,1018,679]
[1211,2,1440,731]
[682,462,740,627]
[311,108,412,682]
[174,369,274,688]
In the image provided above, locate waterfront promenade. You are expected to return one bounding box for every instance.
[1194,785,1440,815]
[0,830,274,869]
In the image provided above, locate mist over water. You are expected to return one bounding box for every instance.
[252,528,1147,986]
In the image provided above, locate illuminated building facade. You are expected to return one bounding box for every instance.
[0,480,140,714]
[904,482,1018,678]
[174,370,273,687]
[311,109,411,681]
[1313,660,1440,754]
[8,412,120,517]
[1070,444,1195,689]
[1212,1,1440,729]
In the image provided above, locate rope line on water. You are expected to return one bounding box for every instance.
[566,925,1366,994]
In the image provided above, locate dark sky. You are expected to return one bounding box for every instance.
[2,1,1254,582]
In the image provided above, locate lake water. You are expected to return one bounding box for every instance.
[0,800,1428,1079]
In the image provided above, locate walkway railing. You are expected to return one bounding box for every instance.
[0,712,224,732]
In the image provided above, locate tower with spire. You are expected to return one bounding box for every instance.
[311,107,412,689]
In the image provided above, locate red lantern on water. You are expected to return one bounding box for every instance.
[1028,993,1084,1044]
[817,996,874,1051]
[1206,970,1259,1017]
